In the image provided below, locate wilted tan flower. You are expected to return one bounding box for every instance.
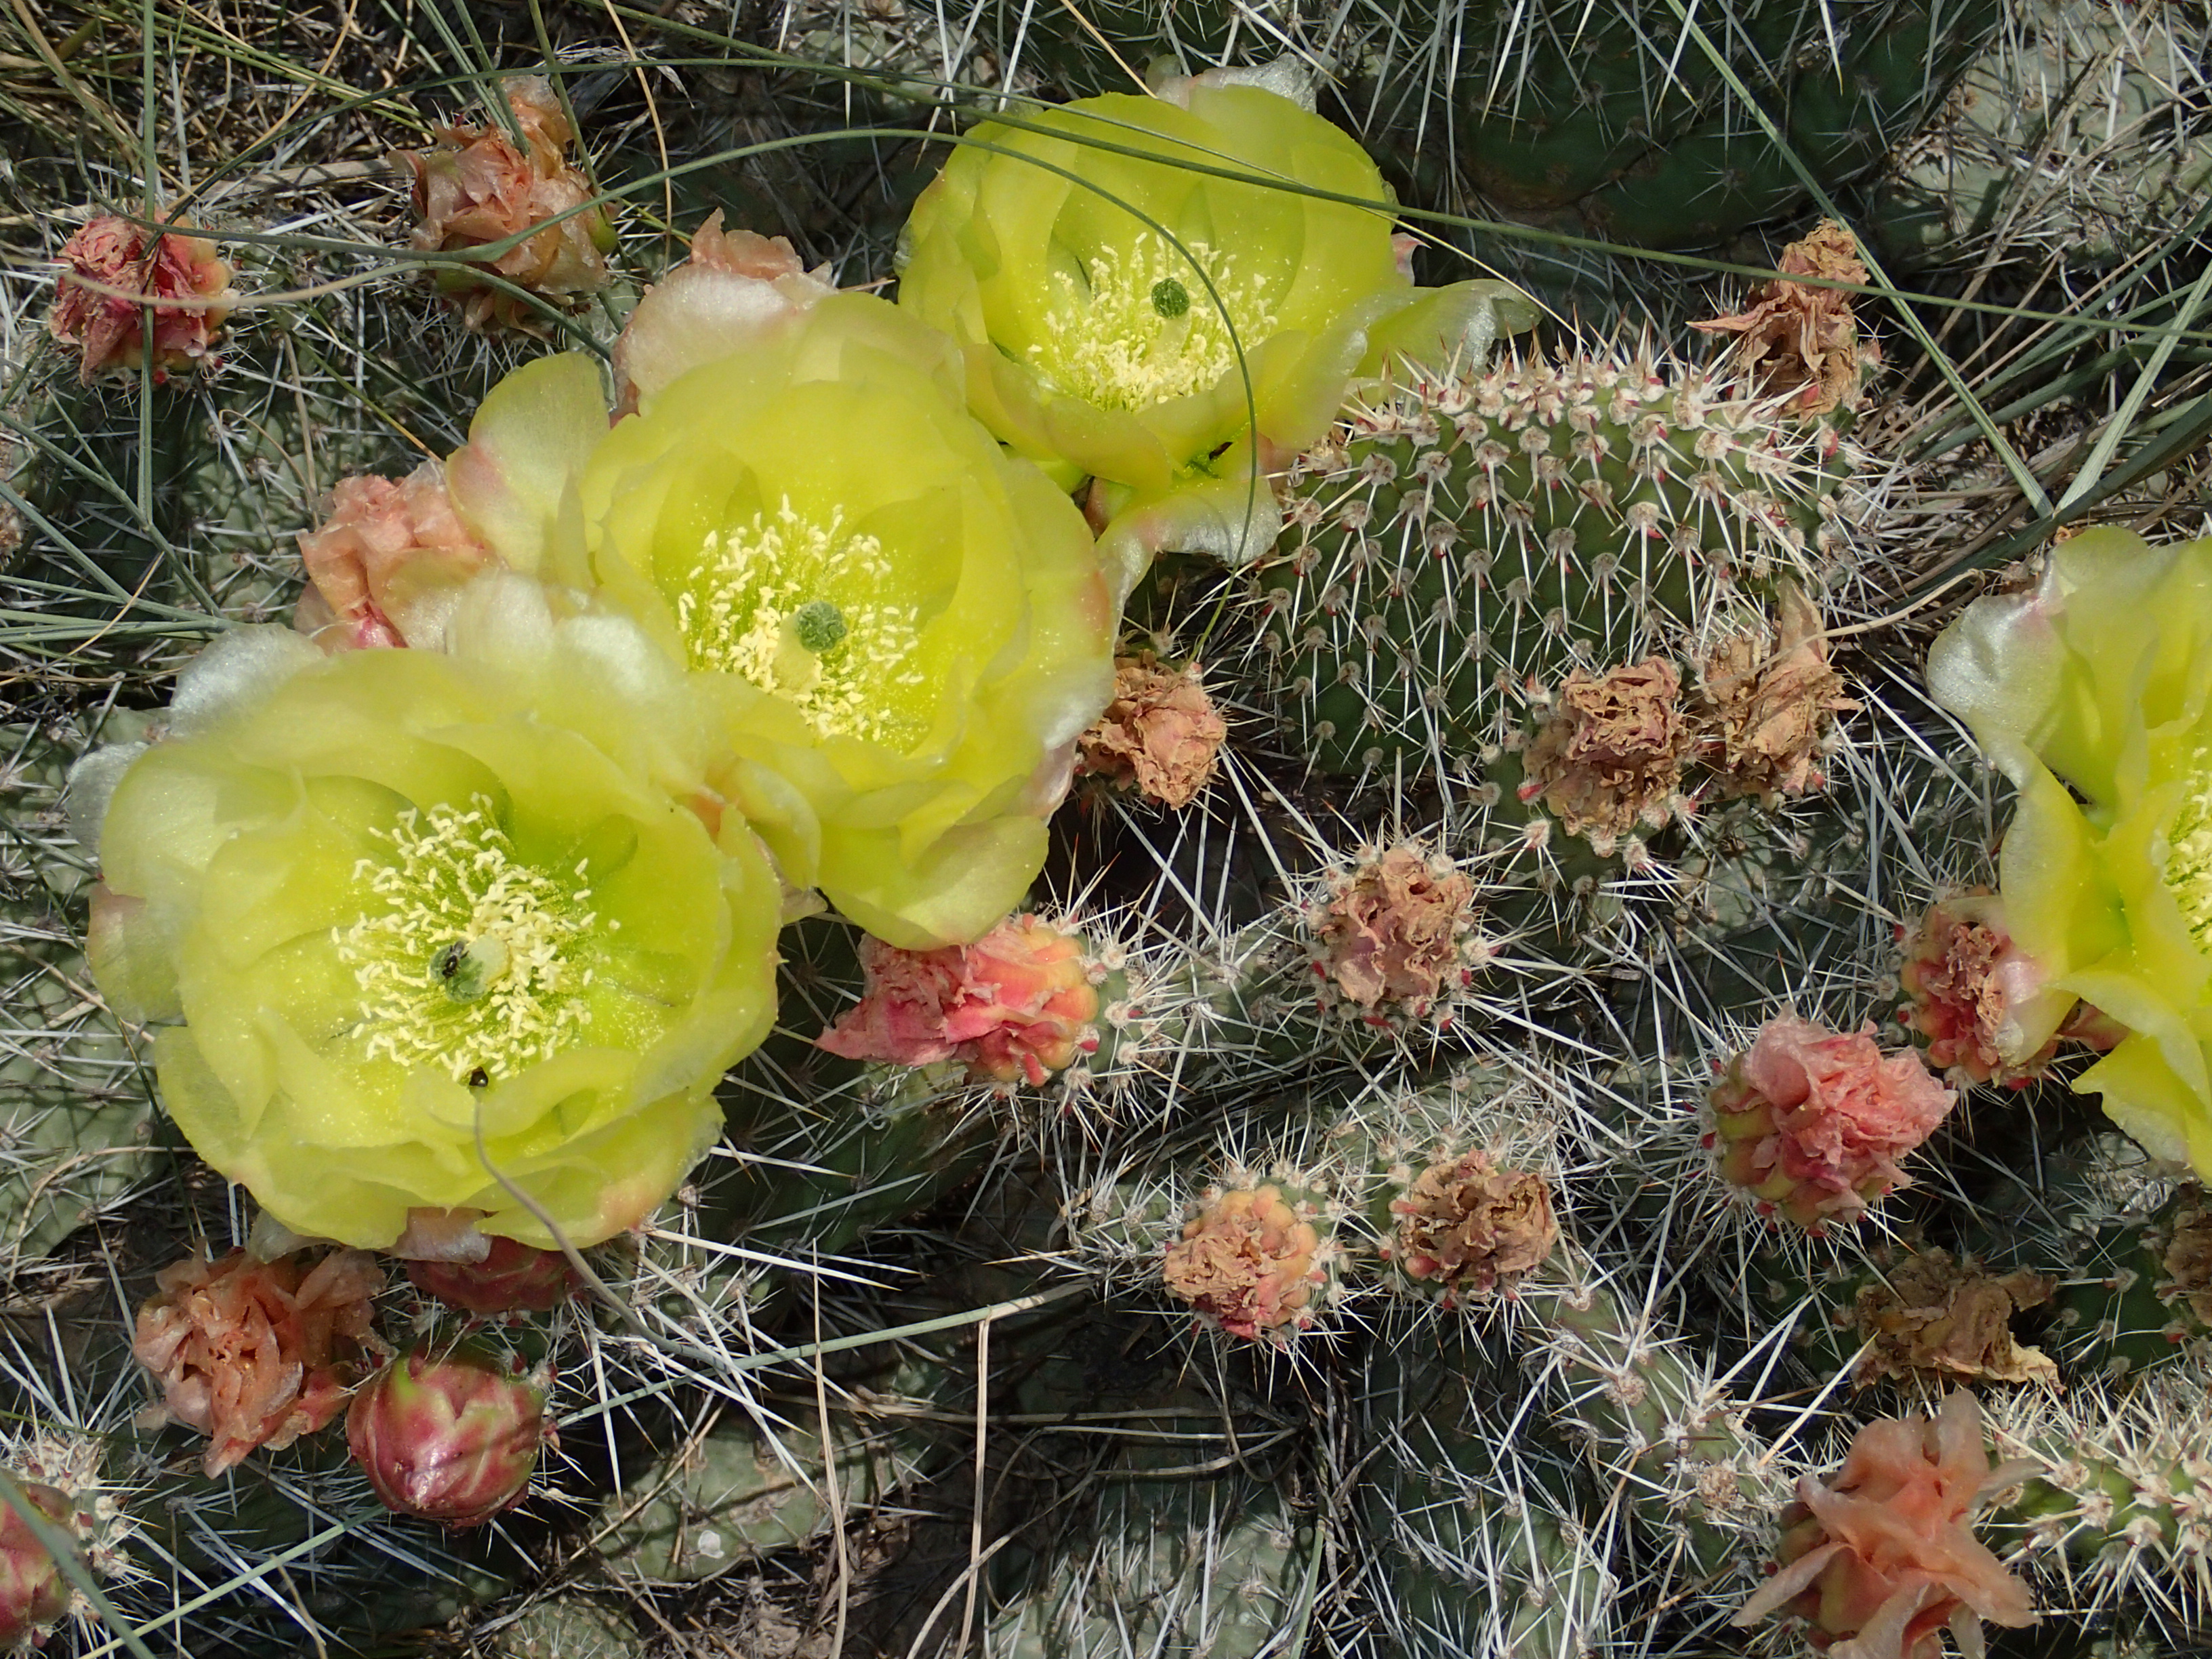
[293,462,495,651]
[817,915,1101,1086]
[133,1248,389,1475]
[2156,1187,2212,1332]
[48,214,235,383]
[1162,1184,1325,1340]
[1388,1152,1557,1298]
[1312,846,1479,1019]
[1733,1391,2036,1659]
[1519,659,1694,855]
[1076,654,1227,808]
[611,210,836,413]
[1708,1015,1956,1232]
[1694,585,1852,805]
[1692,219,1874,417]
[1851,1250,2057,1388]
[395,76,615,332]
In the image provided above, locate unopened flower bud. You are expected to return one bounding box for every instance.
[346,1345,549,1527]
[405,1237,581,1317]
[0,1481,75,1647]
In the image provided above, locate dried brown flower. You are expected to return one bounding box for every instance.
[1389,1153,1558,1298]
[1692,219,1874,417]
[1076,654,1227,809]
[1519,657,1694,854]
[2156,1187,2212,1332]
[1161,1184,1325,1340]
[1851,1249,2056,1388]
[394,77,615,332]
[133,1248,389,1475]
[1311,846,1478,1017]
[1692,584,1853,806]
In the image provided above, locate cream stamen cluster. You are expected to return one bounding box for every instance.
[675,501,926,747]
[335,798,594,1082]
[2165,754,2212,949]
[1029,232,1278,411]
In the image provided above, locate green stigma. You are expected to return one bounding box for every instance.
[1150,277,1190,319]
[428,935,509,1004]
[792,598,848,654]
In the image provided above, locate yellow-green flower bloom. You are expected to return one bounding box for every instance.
[456,300,1115,949]
[75,588,782,1250]
[895,64,1528,575]
[1929,527,2212,1178]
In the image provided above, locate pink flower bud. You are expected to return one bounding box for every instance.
[405,1236,580,1317]
[133,1248,389,1476]
[1732,1391,2035,1659]
[1162,1184,1328,1340]
[817,915,1101,1086]
[47,215,235,383]
[346,1346,549,1527]
[394,77,615,333]
[0,1481,75,1647]
[293,462,495,652]
[1708,1015,1954,1232]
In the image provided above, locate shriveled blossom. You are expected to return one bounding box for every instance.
[1732,1391,2036,1659]
[1162,1183,1326,1340]
[1691,219,1875,418]
[1896,890,2069,1088]
[1694,585,1853,805]
[1850,1250,2057,1388]
[132,1248,388,1475]
[47,214,234,383]
[2156,1187,2212,1332]
[1312,846,1479,1019]
[406,1236,580,1317]
[1075,654,1227,808]
[817,915,1101,1086]
[394,76,615,332]
[1387,1153,1558,1299]
[1519,658,1694,855]
[1708,1015,1957,1231]
[293,462,495,652]
[611,210,836,414]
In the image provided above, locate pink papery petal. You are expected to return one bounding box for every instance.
[294,462,495,651]
[49,215,235,382]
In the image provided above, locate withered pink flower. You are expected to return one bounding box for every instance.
[1162,1184,1326,1340]
[816,915,1101,1086]
[1707,1015,1955,1232]
[1312,846,1479,1019]
[133,1248,389,1475]
[1387,1153,1558,1299]
[48,214,235,383]
[292,461,495,651]
[1519,658,1694,855]
[1733,1391,2036,1659]
[2156,1187,2212,1333]
[1075,653,1227,810]
[1896,890,2064,1088]
[1692,219,1876,418]
[394,76,615,333]
[406,1236,580,1317]
[611,209,836,413]
[1694,584,1853,805]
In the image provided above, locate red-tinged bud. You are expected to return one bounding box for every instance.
[405,1237,580,1316]
[346,1346,548,1527]
[0,1481,75,1646]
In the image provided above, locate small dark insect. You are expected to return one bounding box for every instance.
[436,941,467,980]
[468,1067,490,1088]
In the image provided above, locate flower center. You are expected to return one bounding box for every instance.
[1028,232,1278,413]
[334,797,596,1082]
[674,500,927,748]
